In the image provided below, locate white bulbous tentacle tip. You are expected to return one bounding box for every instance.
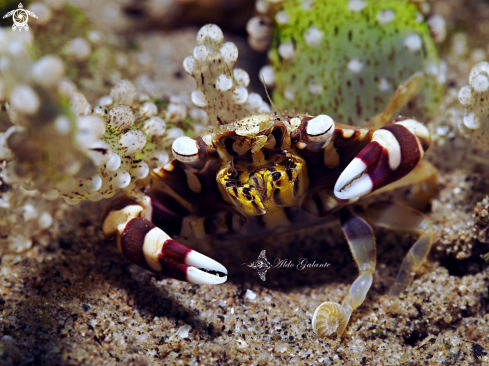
[334,158,373,200]
[312,302,348,337]
[172,136,200,163]
[196,24,224,46]
[306,115,335,142]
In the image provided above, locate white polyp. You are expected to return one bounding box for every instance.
[196,24,224,45]
[232,86,248,104]
[216,74,233,92]
[166,127,185,141]
[65,38,91,61]
[404,33,422,53]
[116,171,131,188]
[377,9,395,24]
[306,115,335,142]
[234,69,250,87]
[23,204,38,221]
[256,0,268,13]
[85,175,103,193]
[133,162,150,179]
[172,136,199,163]
[10,85,40,115]
[438,60,447,84]
[143,116,166,136]
[193,45,209,62]
[99,95,113,106]
[275,11,290,25]
[106,153,121,171]
[110,80,137,106]
[458,86,473,107]
[220,42,239,65]
[259,66,275,86]
[139,102,157,118]
[88,192,103,201]
[463,112,481,130]
[308,81,323,96]
[302,0,314,10]
[32,55,65,87]
[155,151,169,166]
[54,116,72,135]
[76,115,106,149]
[348,0,367,12]
[471,74,489,93]
[166,103,187,123]
[190,108,208,124]
[29,3,51,25]
[247,93,264,110]
[428,15,446,44]
[63,197,81,205]
[258,102,271,113]
[378,78,391,92]
[347,58,363,74]
[183,56,197,75]
[38,212,53,229]
[415,12,424,23]
[119,130,147,154]
[93,105,108,117]
[285,89,295,100]
[304,26,323,47]
[278,42,295,59]
[87,140,113,166]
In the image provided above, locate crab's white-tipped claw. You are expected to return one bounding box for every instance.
[185,250,228,278]
[334,118,430,200]
[187,266,227,285]
[334,158,372,200]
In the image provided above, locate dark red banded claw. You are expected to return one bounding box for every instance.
[334,119,430,200]
[102,197,227,285]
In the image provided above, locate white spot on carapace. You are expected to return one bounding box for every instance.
[377,9,394,24]
[378,78,391,92]
[285,89,295,100]
[463,112,481,129]
[404,33,422,53]
[308,81,323,95]
[348,0,366,12]
[275,11,290,25]
[304,26,323,47]
[278,42,296,59]
[347,58,363,74]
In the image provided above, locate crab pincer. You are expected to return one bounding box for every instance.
[102,196,228,285]
[334,118,431,200]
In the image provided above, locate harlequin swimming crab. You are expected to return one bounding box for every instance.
[102,73,435,337]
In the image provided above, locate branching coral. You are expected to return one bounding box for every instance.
[184,24,270,126]
[249,0,445,125]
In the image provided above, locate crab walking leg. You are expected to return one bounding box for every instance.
[334,118,430,200]
[365,201,433,296]
[313,210,376,337]
[102,195,227,285]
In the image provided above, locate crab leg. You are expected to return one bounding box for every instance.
[365,201,434,296]
[334,118,430,200]
[102,195,227,285]
[312,210,376,337]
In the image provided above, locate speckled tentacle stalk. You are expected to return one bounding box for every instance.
[365,201,434,296]
[312,210,376,337]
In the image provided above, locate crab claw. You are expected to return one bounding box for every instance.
[102,197,227,285]
[334,118,430,200]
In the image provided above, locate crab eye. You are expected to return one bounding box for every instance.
[172,136,200,163]
[306,115,335,143]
